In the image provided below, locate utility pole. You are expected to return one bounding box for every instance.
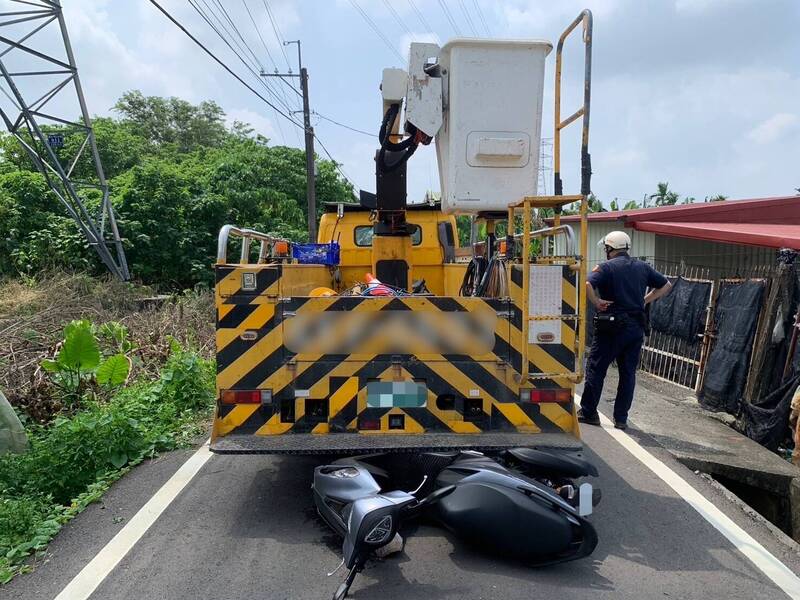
[262,40,317,243]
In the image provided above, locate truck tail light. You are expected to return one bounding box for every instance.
[523,389,572,403]
[359,418,381,430]
[221,390,272,404]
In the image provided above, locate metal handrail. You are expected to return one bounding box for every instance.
[216,224,288,265]
[513,224,576,256]
[554,9,592,198]
[553,9,592,385]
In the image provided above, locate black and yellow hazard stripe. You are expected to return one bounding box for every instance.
[213,263,577,443]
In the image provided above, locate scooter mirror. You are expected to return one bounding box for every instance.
[342,496,400,569]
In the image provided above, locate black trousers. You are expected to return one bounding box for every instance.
[580,320,644,423]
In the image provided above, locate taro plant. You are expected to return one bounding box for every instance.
[40,320,130,406]
[97,321,134,355]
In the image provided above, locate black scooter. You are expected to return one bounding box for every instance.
[313,448,599,599]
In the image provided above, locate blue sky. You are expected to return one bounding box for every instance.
[7,0,799,206]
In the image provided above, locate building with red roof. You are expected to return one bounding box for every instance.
[548,195,800,275]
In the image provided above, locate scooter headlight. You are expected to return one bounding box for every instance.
[330,467,360,478]
[364,515,393,543]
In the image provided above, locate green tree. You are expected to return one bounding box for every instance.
[67,118,148,180]
[113,158,223,286]
[706,194,727,202]
[0,171,94,275]
[587,193,604,213]
[649,182,680,206]
[113,91,228,153]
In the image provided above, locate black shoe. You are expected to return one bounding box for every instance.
[577,409,601,426]
[614,421,628,431]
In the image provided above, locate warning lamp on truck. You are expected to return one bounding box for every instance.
[520,388,572,403]
[221,390,272,404]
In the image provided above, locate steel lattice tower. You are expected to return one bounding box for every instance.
[0,0,129,280]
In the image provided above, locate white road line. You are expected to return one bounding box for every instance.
[53,441,213,600]
[581,399,800,599]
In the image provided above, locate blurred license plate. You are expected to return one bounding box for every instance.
[367,381,427,408]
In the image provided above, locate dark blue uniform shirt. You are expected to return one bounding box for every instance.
[588,252,668,314]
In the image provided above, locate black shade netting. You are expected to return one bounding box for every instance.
[649,277,711,342]
[699,281,765,414]
[738,374,799,451]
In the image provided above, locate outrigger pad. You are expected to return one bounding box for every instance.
[210,432,582,455]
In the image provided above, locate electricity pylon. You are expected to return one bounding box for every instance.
[0,0,129,280]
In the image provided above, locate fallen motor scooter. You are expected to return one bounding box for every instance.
[313,448,599,599]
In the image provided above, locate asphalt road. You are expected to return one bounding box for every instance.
[6,416,800,600]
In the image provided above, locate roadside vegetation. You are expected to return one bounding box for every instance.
[0,274,215,583]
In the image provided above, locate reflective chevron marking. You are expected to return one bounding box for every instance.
[212,263,579,442]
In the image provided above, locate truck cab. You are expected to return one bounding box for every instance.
[317,202,466,296]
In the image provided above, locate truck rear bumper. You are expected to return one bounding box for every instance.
[210,431,582,455]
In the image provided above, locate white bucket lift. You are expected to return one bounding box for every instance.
[434,39,552,214]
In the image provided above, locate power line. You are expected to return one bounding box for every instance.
[437,0,461,36]
[189,0,296,116]
[209,0,264,70]
[471,0,491,36]
[242,0,277,68]
[262,0,292,70]
[315,133,359,194]
[192,0,288,143]
[382,0,413,38]
[314,112,375,137]
[241,0,300,144]
[154,1,353,191]
[256,0,303,125]
[198,0,262,73]
[149,0,302,129]
[349,0,405,64]
[407,0,441,44]
[456,0,478,36]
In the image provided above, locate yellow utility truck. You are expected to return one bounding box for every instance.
[211,11,593,455]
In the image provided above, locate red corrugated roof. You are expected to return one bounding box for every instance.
[546,195,800,248]
[633,222,800,249]
[553,195,800,223]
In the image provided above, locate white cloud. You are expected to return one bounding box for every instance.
[226,108,277,140]
[746,113,799,145]
[62,0,195,112]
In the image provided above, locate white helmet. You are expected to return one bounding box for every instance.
[599,230,631,251]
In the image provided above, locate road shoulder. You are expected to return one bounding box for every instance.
[2,445,203,600]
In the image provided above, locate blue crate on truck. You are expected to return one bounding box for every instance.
[292,242,340,265]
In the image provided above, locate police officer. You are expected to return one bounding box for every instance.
[577,231,672,430]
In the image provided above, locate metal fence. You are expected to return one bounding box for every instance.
[638,261,777,391]
[639,264,714,390]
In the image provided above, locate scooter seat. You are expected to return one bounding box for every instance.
[504,448,598,478]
